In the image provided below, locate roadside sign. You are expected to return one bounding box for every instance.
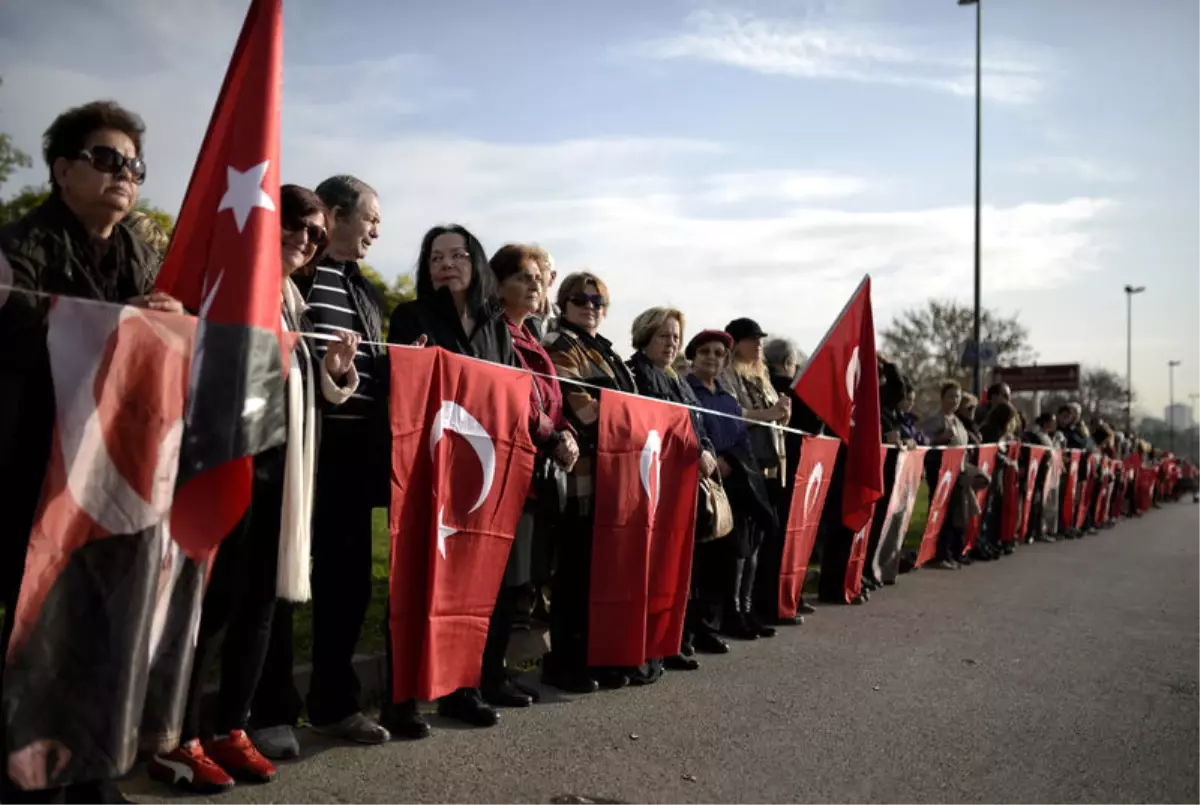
[992,363,1081,392]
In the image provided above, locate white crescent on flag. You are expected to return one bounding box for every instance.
[640,429,662,517]
[430,400,497,558]
[804,462,825,518]
[929,470,954,527]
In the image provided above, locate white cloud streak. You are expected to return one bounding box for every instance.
[0,1,1109,358]
[628,9,1046,104]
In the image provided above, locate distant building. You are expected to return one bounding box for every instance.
[1165,403,1194,430]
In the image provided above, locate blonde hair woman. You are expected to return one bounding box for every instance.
[719,318,794,633]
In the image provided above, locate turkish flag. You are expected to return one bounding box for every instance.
[793,276,883,531]
[1135,465,1156,512]
[963,444,999,554]
[999,441,1022,544]
[4,298,205,789]
[1061,450,1082,530]
[915,447,966,568]
[778,435,840,619]
[1020,445,1048,539]
[387,347,535,703]
[843,445,887,602]
[589,390,699,667]
[876,447,927,584]
[153,0,286,559]
[1074,454,1099,530]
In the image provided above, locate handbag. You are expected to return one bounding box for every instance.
[696,473,734,543]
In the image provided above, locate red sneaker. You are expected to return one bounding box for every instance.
[204,729,277,784]
[148,739,235,794]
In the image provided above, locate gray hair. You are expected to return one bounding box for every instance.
[315,175,376,219]
[763,337,799,371]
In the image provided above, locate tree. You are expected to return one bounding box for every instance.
[880,300,1035,407]
[0,77,33,193]
[358,264,415,338]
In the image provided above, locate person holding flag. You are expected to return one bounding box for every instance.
[149,186,362,793]
[0,100,182,805]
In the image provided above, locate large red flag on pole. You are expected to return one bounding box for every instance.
[154,0,286,559]
[793,276,884,531]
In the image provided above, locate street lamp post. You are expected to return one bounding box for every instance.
[1124,284,1145,435]
[1168,360,1181,453]
[960,0,982,396]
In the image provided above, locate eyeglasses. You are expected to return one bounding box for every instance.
[76,145,146,185]
[283,221,328,248]
[567,293,607,310]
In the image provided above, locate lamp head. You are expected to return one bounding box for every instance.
[1124,284,1146,294]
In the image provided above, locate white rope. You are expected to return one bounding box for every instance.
[0,284,1021,453]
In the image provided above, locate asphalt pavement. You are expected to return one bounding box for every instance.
[125,502,1200,804]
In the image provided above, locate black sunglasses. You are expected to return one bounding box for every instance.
[283,220,329,248]
[76,145,146,185]
[567,292,607,309]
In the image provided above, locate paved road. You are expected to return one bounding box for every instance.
[127,503,1200,804]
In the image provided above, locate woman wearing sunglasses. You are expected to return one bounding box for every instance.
[0,100,186,805]
[150,186,361,794]
[540,272,639,693]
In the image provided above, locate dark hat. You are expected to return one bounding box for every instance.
[685,329,734,361]
[725,317,768,343]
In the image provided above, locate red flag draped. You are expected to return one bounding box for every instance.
[793,276,883,531]
[999,442,1022,544]
[1020,445,1048,539]
[589,391,699,667]
[963,444,999,554]
[1074,454,1099,530]
[153,0,286,559]
[915,447,966,568]
[1061,450,1082,530]
[388,347,536,703]
[778,435,839,619]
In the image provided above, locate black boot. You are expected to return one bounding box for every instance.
[380,698,432,741]
[481,676,534,708]
[437,687,499,727]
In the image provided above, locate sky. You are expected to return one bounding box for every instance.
[1,0,1196,419]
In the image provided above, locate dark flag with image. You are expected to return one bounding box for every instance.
[877,447,927,584]
[915,447,966,568]
[1020,445,1048,539]
[963,444,998,554]
[152,0,287,560]
[589,391,699,667]
[3,299,200,788]
[1060,449,1082,530]
[999,441,1022,545]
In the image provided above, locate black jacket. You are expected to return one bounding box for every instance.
[625,351,715,456]
[388,289,517,367]
[0,198,160,601]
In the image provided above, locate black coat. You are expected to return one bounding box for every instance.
[388,289,517,367]
[625,351,715,456]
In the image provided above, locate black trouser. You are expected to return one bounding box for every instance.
[752,477,786,621]
[182,470,283,740]
[818,523,853,602]
[249,600,304,729]
[481,585,522,686]
[547,510,594,675]
[685,537,736,640]
[307,421,376,726]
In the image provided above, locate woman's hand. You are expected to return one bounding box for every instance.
[884,430,901,446]
[129,292,184,314]
[772,395,792,423]
[699,450,718,478]
[324,332,360,379]
[716,456,734,479]
[411,334,428,347]
[553,431,580,472]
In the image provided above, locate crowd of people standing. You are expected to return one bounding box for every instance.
[0,100,1193,804]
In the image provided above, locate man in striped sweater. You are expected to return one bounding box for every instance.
[252,175,392,752]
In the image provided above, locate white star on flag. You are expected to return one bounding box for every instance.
[217,161,276,233]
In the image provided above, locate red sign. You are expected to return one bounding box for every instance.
[991,363,1080,392]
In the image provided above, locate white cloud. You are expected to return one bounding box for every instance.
[0,0,1109,360]
[1015,156,1135,183]
[627,9,1046,104]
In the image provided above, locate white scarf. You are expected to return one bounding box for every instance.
[277,278,317,602]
